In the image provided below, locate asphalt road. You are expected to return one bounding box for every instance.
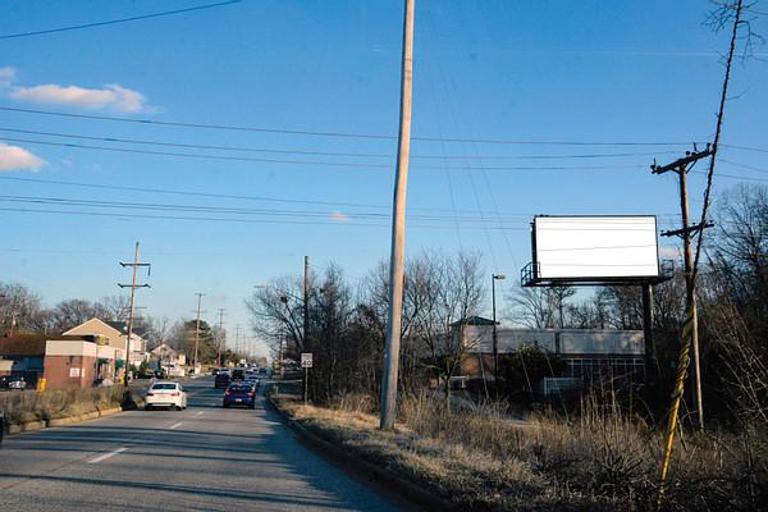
[0,378,419,512]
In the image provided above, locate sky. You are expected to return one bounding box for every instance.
[0,1,766,357]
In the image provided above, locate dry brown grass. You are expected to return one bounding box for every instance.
[0,386,126,425]
[279,393,767,511]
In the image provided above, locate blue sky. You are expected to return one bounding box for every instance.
[0,1,766,356]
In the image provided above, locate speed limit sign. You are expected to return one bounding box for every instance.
[301,353,313,368]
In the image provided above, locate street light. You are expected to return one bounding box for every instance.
[491,273,506,385]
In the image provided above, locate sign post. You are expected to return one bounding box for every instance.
[300,353,313,406]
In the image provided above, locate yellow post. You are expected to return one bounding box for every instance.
[656,303,695,508]
[37,377,47,393]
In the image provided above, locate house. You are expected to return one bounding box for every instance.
[64,318,149,369]
[0,333,118,389]
[151,343,184,368]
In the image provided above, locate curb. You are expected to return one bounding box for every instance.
[267,397,459,512]
[99,407,123,417]
[4,404,126,436]
[7,420,46,435]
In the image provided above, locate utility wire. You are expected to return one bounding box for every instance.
[0,135,653,171]
[0,106,701,146]
[0,205,530,231]
[0,0,242,40]
[0,126,681,161]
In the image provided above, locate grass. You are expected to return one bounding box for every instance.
[277,393,767,511]
[0,386,136,426]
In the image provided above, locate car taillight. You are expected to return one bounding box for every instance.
[224,390,231,395]
[170,392,179,397]
[248,392,255,397]
[146,392,154,397]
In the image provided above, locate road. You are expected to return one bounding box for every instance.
[0,378,419,512]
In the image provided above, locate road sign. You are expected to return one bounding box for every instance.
[301,353,313,368]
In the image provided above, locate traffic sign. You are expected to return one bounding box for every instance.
[301,352,313,368]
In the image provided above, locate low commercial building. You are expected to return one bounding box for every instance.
[0,334,118,389]
[456,317,644,394]
[64,317,149,374]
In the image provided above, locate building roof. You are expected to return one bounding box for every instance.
[451,316,499,326]
[64,318,146,339]
[0,334,95,356]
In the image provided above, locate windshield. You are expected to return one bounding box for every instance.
[151,383,177,390]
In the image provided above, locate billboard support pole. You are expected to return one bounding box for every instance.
[641,283,656,380]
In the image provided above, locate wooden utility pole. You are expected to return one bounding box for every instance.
[651,146,713,430]
[118,242,150,384]
[217,308,225,367]
[380,0,415,431]
[193,293,205,373]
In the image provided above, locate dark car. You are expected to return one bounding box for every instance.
[231,369,245,381]
[0,376,28,391]
[214,373,231,389]
[222,383,256,409]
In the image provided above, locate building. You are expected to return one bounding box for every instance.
[64,318,148,369]
[456,317,644,393]
[150,343,186,376]
[0,333,119,389]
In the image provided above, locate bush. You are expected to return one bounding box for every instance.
[0,386,126,426]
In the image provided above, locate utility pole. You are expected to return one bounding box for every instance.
[118,242,151,384]
[380,0,415,431]
[217,308,225,367]
[303,256,310,351]
[193,293,205,373]
[234,324,242,361]
[651,145,713,431]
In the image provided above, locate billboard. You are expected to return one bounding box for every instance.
[531,215,659,282]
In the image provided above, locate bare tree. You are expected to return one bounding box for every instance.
[408,251,485,407]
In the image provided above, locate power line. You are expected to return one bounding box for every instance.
[0,0,242,40]
[0,126,682,161]
[0,193,538,223]
[0,205,531,230]
[0,105,700,146]
[0,135,658,171]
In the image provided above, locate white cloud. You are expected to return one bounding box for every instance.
[9,83,149,113]
[330,211,350,222]
[0,142,45,172]
[0,66,16,86]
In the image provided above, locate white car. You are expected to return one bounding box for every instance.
[145,381,187,411]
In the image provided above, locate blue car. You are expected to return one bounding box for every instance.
[223,383,256,409]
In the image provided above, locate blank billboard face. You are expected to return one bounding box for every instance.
[534,216,659,280]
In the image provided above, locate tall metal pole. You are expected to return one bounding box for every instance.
[125,242,140,384]
[380,0,415,431]
[303,256,310,350]
[492,276,498,383]
[193,293,204,373]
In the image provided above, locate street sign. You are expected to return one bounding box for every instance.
[301,353,313,368]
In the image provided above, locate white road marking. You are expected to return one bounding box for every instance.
[88,447,127,464]
[169,422,183,430]
[196,411,204,416]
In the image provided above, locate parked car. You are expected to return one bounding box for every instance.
[222,383,256,409]
[214,373,231,389]
[4,376,28,391]
[145,381,187,410]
